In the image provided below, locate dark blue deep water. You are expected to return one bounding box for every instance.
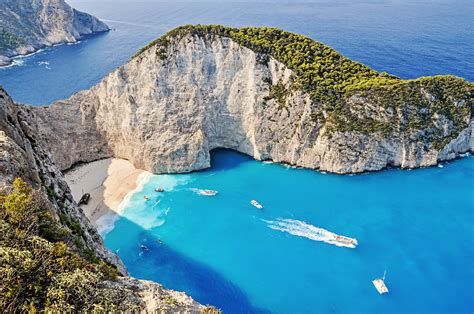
[1,1,473,313]
[0,0,473,105]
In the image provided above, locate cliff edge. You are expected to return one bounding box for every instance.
[0,0,109,66]
[0,87,204,312]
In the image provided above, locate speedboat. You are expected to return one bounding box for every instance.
[191,188,218,196]
[334,235,358,247]
[155,187,165,192]
[200,189,218,196]
[144,196,150,200]
[251,200,263,209]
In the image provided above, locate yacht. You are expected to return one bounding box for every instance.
[251,200,263,209]
[372,271,389,294]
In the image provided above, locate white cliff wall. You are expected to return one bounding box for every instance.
[31,34,473,174]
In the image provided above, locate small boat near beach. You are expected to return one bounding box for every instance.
[155,187,165,192]
[372,271,389,294]
[144,196,150,200]
[251,200,263,209]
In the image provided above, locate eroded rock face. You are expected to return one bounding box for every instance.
[0,86,204,312]
[0,0,109,65]
[0,87,123,270]
[30,33,473,174]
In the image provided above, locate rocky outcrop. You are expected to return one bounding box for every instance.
[28,26,473,174]
[0,87,204,312]
[0,87,121,269]
[0,0,109,66]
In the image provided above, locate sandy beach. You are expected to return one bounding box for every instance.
[64,158,148,234]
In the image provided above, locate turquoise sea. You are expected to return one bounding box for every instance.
[103,150,474,313]
[0,1,473,313]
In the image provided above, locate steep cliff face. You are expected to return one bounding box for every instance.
[0,87,121,268]
[0,0,109,66]
[31,26,473,174]
[0,87,204,312]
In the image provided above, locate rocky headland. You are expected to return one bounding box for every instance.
[29,25,473,175]
[0,0,109,66]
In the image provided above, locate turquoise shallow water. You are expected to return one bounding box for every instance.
[103,150,474,313]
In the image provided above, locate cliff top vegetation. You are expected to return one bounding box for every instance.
[134,25,473,139]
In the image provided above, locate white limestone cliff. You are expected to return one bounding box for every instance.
[29,32,473,174]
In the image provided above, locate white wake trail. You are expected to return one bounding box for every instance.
[264,218,358,248]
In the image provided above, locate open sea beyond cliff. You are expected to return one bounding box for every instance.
[0,0,472,105]
[0,0,472,312]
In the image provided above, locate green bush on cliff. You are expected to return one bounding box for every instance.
[0,26,23,52]
[133,24,390,98]
[134,25,473,145]
[0,178,136,313]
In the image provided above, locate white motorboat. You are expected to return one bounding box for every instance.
[264,218,358,248]
[192,188,218,196]
[251,200,263,209]
[200,189,218,196]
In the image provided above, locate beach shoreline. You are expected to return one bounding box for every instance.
[64,158,148,234]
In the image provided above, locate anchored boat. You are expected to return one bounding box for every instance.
[373,270,389,294]
[251,200,263,209]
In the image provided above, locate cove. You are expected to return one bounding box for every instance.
[103,149,474,313]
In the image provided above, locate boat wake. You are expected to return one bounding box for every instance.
[100,19,162,30]
[190,188,218,196]
[264,218,358,248]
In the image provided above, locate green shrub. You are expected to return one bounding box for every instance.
[0,179,126,312]
[133,25,473,151]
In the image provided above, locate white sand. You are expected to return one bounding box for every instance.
[64,158,148,233]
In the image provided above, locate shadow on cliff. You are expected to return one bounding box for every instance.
[205,148,254,173]
[103,215,270,314]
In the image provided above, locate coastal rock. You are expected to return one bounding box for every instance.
[0,87,204,312]
[29,27,473,174]
[0,87,123,270]
[0,0,109,66]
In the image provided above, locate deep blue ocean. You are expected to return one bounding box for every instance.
[0,0,473,105]
[1,1,473,313]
